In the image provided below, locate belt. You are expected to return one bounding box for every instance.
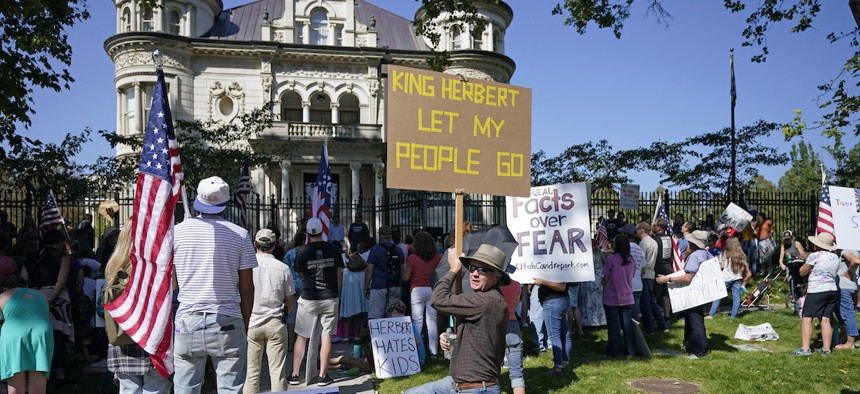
[453,379,497,391]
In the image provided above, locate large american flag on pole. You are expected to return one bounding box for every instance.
[597,217,609,250]
[312,142,332,240]
[104,57,183,377]
[235,157,251,229]
[40,190,65,230]
[817,181,835,242]
[654,194,685,272]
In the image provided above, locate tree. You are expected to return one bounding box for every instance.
[0,0,90,155]
[778,141,824,194]
[748,174,779,194]
[530,140,635,191]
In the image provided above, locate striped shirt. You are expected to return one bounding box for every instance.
[173,215,257,321]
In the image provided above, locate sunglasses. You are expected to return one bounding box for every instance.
[468,265,493,275]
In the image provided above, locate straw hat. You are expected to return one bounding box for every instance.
[460,244,510,285]
[807,233,837,251]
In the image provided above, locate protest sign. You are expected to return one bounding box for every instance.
[830,186,860,251]
[619,184,640,210]
[719,203,753,231]
[385,65,532,197]
[667,257,727,312]
[734,323,779,341]
[506,182,594,284]
[368,317,421,379]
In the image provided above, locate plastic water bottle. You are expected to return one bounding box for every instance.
[443,328,455,360]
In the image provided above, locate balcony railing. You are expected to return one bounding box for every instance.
[260,121,382,140]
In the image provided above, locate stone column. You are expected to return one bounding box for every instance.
[301,22,310,45]
[116,89,122,136]
[329,23,336,46]
[350,162,361,206]
[487,24,495,51]
[331,103,339,124]
[133,82,142,134]
[253,167,266,199]
[302,101,310,122]
[280,160,291,202]
[373,162,384,228]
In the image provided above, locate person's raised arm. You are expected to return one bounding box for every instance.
[49,255,71,303]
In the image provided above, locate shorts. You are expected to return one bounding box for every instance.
[567,285,579,306]
[802,291,839,319]
[295,297,339,337]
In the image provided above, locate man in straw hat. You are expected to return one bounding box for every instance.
[793,232,841,356]
[404,244,508,394]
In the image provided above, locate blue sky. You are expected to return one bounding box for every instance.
[23,0,858,192]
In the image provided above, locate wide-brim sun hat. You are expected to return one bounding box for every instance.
[684,230,709,250]
[194,176,229,214]
[807,232,837,251]
[460,243,510,285]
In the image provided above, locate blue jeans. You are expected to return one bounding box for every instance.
[709,280,743,318]
[115,369,171,394]
[505,321,524,389]
[743,240,757,273]
[841,289,859,337]
[404,376,502,394]
[640,279,667,332]
[528,287,547,351]
[632,291,641,323]
[174,313,247,394]
[542,297,571,368]
[604,305,635,357]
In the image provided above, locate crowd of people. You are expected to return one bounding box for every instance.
[1,191,859,393]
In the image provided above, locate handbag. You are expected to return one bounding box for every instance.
[346,252,368,272]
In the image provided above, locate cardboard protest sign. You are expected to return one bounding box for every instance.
[385,65,532,197]
[619,184,640,210]
[368,317,421,379]
[830,186,860,251]
[734,323,779,341]
[506,182,594,284]
[719,203,753,231]
[667,257,727,312]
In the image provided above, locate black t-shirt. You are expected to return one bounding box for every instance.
[347,222,370,244]
[604,218,621,240]
[538,283,569,304]
[296,241,343,300]
[652,233,674,275]
[28,248,62,288]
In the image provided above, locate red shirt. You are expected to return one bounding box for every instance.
[406,253,442,291]
[500,280,521,321]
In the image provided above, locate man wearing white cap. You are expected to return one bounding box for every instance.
[173,176,258,393]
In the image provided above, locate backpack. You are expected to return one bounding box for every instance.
[103,271,135,346]
[380,244,403,285]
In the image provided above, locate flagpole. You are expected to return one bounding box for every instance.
[730,48,738,203]
[652,193,662,225]
[819,163,826,185]
[151,50,191,220]
[51,189,73,244]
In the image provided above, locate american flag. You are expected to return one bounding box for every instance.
[311,143,332,240]
[40,190,65,230]
[235,157,251,229]
[104,63,183,377]
[597,217,609,250]
[654,194,685,272]
[817,181,835,241]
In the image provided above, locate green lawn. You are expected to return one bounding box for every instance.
[376,306,860,393]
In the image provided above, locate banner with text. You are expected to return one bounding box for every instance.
[385,65,532,197]
[831,186,860,251]
[667,257,727,312]
[506,182,594,284]
[368,317,421,379]
[619,184,640,210]
[719,203,753,231]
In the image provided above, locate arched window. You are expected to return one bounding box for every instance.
[141,8,154,31]
[472,29,484,50]
[494,28,504,53]
[310,9,328,45]
[451,26,462,50]
[168,8,181,35]
[280,91,303,122]
[123,87,136,134]
[339,93,360,125]
[122,8,132,32]
[309,92,331,123]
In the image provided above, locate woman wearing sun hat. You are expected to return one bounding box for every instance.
[793,232,841,356]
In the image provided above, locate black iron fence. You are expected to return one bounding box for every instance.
[0,188,818,247]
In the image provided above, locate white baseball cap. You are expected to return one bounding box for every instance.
[194,176,229,214]
[306,218,323,235]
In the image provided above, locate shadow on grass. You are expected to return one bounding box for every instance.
[709,333,738,353]
[522,365,580,392]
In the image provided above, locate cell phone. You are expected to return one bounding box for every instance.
[220,324,235,331]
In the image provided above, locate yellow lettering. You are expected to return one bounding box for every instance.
[423,144,438,170]
[395,142,410,168]
[461,80,474,103]
[509,89,519,107]
[474,84,485,105]
[497,152,524,177]
[410,143,423,170]
[473,116,505,137]
[392,69,405,93]
[497,87,508,107]
[485,85,496,107]
[467,149,480,174]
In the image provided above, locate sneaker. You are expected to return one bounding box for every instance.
[792,348,813,356]
[817,348,832,356]
[317,375,334,386]
[704,315,714,320]
[287,374,301,385]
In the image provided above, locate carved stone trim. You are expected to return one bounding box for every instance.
[208,81,246,121]
[275,64,365,79]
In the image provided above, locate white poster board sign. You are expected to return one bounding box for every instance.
[719,203,753,231]
[667,257,727,312]
[619,184,640,210]
[506,182,594,284]
[734,323,779,341]
[830,186,860,251]
[368,317,420,379]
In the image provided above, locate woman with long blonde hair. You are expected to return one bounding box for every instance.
[708,236,751,319]
[102,225,170,394]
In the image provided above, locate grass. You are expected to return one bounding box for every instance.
[377,306,860,393]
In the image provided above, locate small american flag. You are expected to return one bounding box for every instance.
[235,158,251,229]
[655,195,685,272]
[40,190,65,230]
[311,142,332,240]
[597,217,609,250]
[104,61,183,377]
[817,181,835,241]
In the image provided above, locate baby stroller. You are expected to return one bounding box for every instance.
[743,269,782,311]
[783,258,807,316]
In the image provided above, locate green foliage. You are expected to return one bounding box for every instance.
[778,141,823,194]
[0,129,92,200]
[411,0,496,71]
[530,140,634,191]
[748,174,779,193]
[0,0,90,156]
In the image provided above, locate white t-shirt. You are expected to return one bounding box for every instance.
[805,251,840,294]
[629,243,645,292]
[638,236,658,280]
[720,256,744,283]
[250,253,295,328]
[173,215,258,321]
[838,250,858,292]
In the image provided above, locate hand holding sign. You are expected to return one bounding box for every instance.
[720,203,753,231]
